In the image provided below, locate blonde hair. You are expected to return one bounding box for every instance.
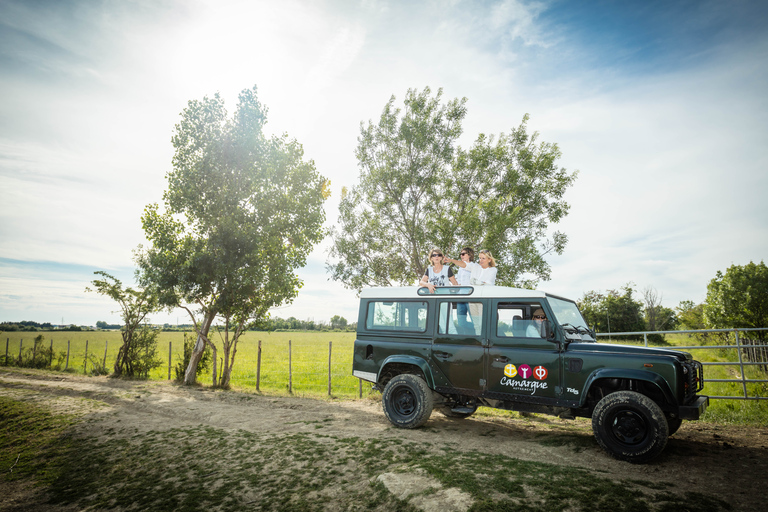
[478,249,496,267]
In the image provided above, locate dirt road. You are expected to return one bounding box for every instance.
[2,369,767,511]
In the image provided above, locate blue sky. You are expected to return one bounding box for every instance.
[1,0,766,326]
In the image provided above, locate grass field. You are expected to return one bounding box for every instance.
[2,329,766,424]
[0,330,362,398]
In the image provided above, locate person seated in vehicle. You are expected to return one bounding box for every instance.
[526,308,547,338]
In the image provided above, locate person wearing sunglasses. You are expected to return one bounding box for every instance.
[442,247,475,333]
[419,249,458,293]
[527,308,547,338]
[443,247,475,286]
[444,248,496,286]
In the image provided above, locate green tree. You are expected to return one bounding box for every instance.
[137,85,329,387]
[330,315,348,330]
[704,261,768,341]
[578,284,646,339]
[86,271,161,377]
[676,300,706,331]
[328,87,577,291]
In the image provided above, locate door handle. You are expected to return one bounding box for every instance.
[433,352,451,360]
[494,356,510,363]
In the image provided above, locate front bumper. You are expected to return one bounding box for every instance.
[678,395,709,420]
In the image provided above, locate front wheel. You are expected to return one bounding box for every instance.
[382,374,434,428]
[666,416,683,436]
[592,391,669,464]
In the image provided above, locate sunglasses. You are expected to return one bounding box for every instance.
[533,315,546,320]
[460,252,467,256]
[431,253,442,258]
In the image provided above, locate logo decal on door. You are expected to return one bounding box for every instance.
[503,364,517,378]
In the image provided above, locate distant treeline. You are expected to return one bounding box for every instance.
[0,321,88,332]
[2,316,356,333]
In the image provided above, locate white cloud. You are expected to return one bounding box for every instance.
[1,0,767,326]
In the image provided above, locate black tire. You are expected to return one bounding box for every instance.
[592,391,669,464]
[439,403,478,419]
[666,416,683,436]
[382,374,434,428]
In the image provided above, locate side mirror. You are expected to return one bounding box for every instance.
[544,320,555,340]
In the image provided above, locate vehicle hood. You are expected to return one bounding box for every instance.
[566,342,691,361]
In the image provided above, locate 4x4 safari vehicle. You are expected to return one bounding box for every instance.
[352,285,707,463]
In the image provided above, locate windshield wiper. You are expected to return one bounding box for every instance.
[560,323,581,334]
[561,323,594,337]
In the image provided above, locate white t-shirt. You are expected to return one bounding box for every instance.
[466,263,497,285]
[424,265,454,287]
[455,265,472,285]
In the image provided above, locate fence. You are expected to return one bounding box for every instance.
[1,333,365,398]
[596,327,768,401]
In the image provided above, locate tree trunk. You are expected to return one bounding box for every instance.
[113,331,130,377]
[183,311,215,385]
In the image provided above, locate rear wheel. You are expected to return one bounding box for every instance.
[382,374,434,428]
[592,391,669,464]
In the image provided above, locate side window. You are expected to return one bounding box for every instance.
[497,302,545,338]
[438,301,483,336]
[366,301,428,331]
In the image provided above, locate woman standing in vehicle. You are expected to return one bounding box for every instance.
[419,249,458,293]
[445,248,497,286]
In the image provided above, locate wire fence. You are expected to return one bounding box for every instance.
[5,327,766,401]
[1,333,365,398]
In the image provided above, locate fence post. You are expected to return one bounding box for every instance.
[18,339,23,365]
[328,341,332,396]
[6,337,9,366]
[288,339,292,394]
[643,333,648,347]
[103,341,108,371]
[49,338,54,368]
[65,340,70,370]
[168,341,172,380]
[256,340,262,391]
[33,338,37,363]
[359,378,362,399]
[84,340,88,374]
[734,329,748,399]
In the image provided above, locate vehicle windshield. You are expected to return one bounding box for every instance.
[548,297,591,332]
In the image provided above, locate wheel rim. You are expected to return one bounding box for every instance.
[609,409,649,445]
[391,386,416,418]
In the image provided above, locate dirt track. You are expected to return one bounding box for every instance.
[2,368,767,511]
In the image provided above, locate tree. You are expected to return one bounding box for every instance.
[86,271,161,377]
[578,284,645,339]
[328,87,577,291]
[704,261,768,341]
[676,300,706,331]
[330,315,348,330]
[641,286,677,343]
[137,85,329,387]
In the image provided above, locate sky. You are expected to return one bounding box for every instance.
[1,0,766,327]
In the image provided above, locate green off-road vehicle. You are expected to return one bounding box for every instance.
[352,286,707,463]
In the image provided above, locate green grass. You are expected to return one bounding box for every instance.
[0,394,82,484]
[0,396,732,512]
[0,331,364,398]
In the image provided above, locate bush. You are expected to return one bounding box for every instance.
[12,335,66,369]
[114,325,163,378]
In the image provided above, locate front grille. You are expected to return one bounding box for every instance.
[683,360,704,403]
